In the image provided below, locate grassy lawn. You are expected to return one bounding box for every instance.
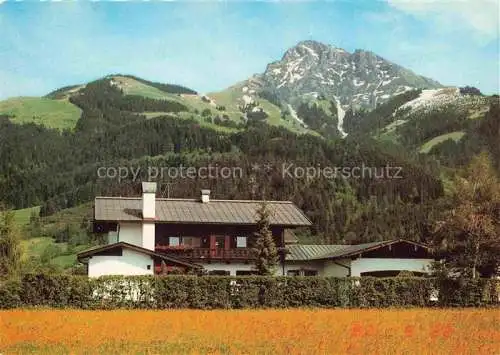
[0,97,82,130]
[12,206,40,226]
[113,75,216,113]
[50,246,89,268]
[142,111,238,133]
[112,76,178,100]
[419,131,465,154]
[21,237,57,257]
[0,309,498,354]
[20,237,89,269]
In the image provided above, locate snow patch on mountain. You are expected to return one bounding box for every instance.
[395,88,459,115]
[353,78,365,87]
[393,87,490,119]
[300,44,319,59]
[334,96,348,138]
[242,94,254,106]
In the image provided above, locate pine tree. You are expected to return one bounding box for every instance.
[252,202,279,275]
[0,208,23,278]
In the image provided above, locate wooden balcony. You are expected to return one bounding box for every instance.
[155,245,254,260]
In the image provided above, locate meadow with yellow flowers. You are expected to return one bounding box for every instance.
[1,309,499,354]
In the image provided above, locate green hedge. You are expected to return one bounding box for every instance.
[0,274,498,309]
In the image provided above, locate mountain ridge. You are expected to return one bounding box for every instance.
[0,40,491,141]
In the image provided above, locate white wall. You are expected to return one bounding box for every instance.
[350,258,433,277]
[203,263,256,276]
[322,259,351,277]
[118,223,142,246]
[88,249,154,277]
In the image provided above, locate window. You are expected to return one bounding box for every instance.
[303,270,318,276]
[168,236,201,247]
[107,231,118,244]
[236,236,247,248]
[215,236,225,249]
[286,269,318,276]
[147,265,151,270]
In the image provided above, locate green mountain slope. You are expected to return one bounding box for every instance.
[0,96,82,130]
[345,88,498,166]
[419,131,465,154]
[37,75,311,134]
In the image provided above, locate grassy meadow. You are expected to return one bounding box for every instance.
[0,97,82,130]
[12,206,40,226]
[419,131,466,154]
[0,309,498,354]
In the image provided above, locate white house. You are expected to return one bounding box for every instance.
[77,182,312,277]
[78,182,435,277]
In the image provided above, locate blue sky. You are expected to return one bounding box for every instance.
[0,0,498,99]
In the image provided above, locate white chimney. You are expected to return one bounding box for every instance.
[141,182,157,251]
[201,189,210,203]
[142,182,157,219]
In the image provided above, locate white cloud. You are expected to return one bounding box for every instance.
[387,0,499,43]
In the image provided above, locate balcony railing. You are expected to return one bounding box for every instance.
[155,245,254,260]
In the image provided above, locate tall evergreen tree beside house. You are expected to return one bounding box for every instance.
[252,202,279,275]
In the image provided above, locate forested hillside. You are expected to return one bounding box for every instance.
[1,77,448,243]
[345,89,500,170]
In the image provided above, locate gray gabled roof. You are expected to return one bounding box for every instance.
[94,197,311,227]
[285,244,350,261]
[77,242,202,269]
[286,240,430,261]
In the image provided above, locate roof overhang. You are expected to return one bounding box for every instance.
[286,239,433,261]
[77,242,202,269]
[335,239,431,259]
[94,219,310,228]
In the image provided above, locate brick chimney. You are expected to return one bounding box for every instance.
[201,189,210,203]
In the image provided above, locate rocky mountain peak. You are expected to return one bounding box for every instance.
[249,40,442,112]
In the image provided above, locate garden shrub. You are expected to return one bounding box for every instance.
[0,275,497,309]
